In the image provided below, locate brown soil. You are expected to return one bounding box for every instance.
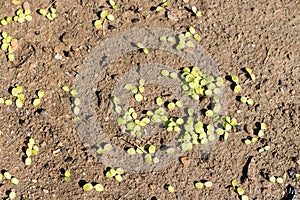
[0,0,299,200]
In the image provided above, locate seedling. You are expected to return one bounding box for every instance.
[239,96,254,106]
[155,2,169,12]
[1,171,19,185]
[136,42,149,55]
[24,138,39,165]
[165,184,175,193]
[269,176,284,184]
[105,167,124,182]
[230,179,249,200]
[38,7,56,20]
[83,183,94,191]
[94,10,114,28]
[245,67,256,81]
[1,32,17,61]
[191,6,202,17]
[108,0,119,9]
[258,145,270,153]
[243,137,258,145]
[64,170,71,182]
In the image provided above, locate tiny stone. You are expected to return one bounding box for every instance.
[131,18,140,23]
[108,25,116,30]
[35,31,41,35]
[179,156,190,166]
[64,156,73,162]
[43,163,50,169]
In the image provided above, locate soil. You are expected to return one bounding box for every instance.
[0,0,299,200]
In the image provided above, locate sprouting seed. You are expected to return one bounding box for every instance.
[186,41,195,48]
[134,93,143,102]
[167,102,175,110]
[246,98,253,106]
[127,148,136,155]
[107,14,114,21]
[104,143,112,151]
[94,184,104,192]
[167,36,175,43]
[148,145,156,154]
[205,110,213,117]
[194,34,201,41]
[234,85,242,93]
[70,90,77,96]
[9,190,16,199]
[258,130,264,137]
[4,172,12,179]
[241,195,249,200]
[11,177,19,185]
[115,174,122,182]
[83,183,94,191]
[276,177,284,184]
[25,157,32,165]
[261,123,267,130]
[170,72,178,79]
[37,90,45,98]
[189,27,196,35]
[143,48,149,55]
[167,185,175,193]
[231,75,239,83]
[73,106,80,115]
[159,36,167,41]
[32,99,40,107]
[237,187,245,195]
[153,157,159,163]
[269,176,276,183]
[161,69,169,76]
[166,148,174,154]
[195,182,203,189]
[94,20,102,28]
[74,98,81,106]
[62,85,70,92]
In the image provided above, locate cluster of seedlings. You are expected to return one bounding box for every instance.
[23,138,39,166]
[82,182,104,192]
[38,7,57,21]
[105,167,125,182]
[61,86,80,120]
[0,31,18,62]
[0,2,57,62]
[229,179,249,200]
[0,171,20,199]
[94,0,117,29]
[159,27,201,51]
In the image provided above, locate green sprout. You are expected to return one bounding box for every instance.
[245,67,255,81]
[38,7,56,20]
[230,179,249,200]
[83,183,94,191]
[108,0,119,9]
[191,6,202,17]
[161,69,169,76]
[105,167,124,182]
[269,176,284,184]
[166,185,175,193]
[156,2,169,12]
[239,96,253,106]
[148,145,156,154]
[136,42,149,54]
[8,190,16,199]
[64,170,71,182]
[24,138,39,165]
[94,10,114,28]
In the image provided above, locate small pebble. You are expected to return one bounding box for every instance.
[35,31,41,35]
[43,163,50,169]
[287,169,297,180]
[107,25,116,30]
[64,156,73,162]
[131,18,140,23]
